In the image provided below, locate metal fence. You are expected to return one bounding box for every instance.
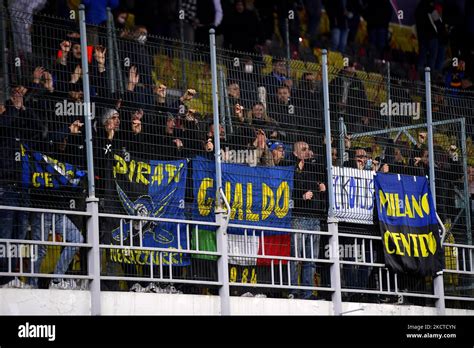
[0,5,473,315]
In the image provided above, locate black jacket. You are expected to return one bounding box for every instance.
[291,154,327,217]
[0,101,43,183]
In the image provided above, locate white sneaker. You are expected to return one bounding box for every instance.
[255,293,267,298]
[163,284,182,294]
[129,283,145,292]
[145,282,160,293]
[77,279,89,291]
[1,278,32,289]
[241,292,254,297]
[49,279,77,290]
[22,282,34,289]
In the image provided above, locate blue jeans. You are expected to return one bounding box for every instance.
[418,38,445,74]
[29,213,83,287]
[0,184,30,285]
[290,217,320,299]
[330,28,349,53]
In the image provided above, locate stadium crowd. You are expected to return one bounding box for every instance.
[0,0,472,300]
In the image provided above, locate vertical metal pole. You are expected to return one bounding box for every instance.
[424,67,445,315]
[224,74,233,136]
[338,117,345,167]
[0,3,9,101]
[210,28,230,315]
[79,6,96,197]
[425,68,436,206]
[210,29,223,204]
[285,18,290,76]
[386,61,391,129]
[461,118,472,245]
[323,50,336,221]
[218,67,227,139]
[322,49,342,315]
[106,8,116,94]
[110,18,124,94]
[79,4,101,315]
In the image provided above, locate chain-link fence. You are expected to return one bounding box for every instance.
[0,4,473,312]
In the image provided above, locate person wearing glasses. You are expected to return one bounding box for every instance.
[344,147,372,171]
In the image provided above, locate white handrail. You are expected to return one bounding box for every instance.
[219,187,231,227]
[436,212,447,247]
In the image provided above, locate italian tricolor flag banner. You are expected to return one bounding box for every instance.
[192,157,293,266]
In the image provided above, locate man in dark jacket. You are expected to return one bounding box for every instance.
[362,0,393,58]
[415,0,447,75]
[0,85,42,288]
[223,0,262,54]
[289,141,326,299]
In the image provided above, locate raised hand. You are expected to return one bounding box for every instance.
[131,118,142,134]
[33,66,45,84]
[60,40,71,53]
[234,103,244,122]
[127,66,139,91]
[69,120,84,134]
[59,41,71,65]
[70,65,82,83]
[42,71,54,92]
[317,183,326,192]
[94,45,106,72]
[173,138,183,149]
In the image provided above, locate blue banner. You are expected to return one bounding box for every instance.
[192,156,293,266]
[192,156,293,229]
[374,173,443,276]
[110,154,188,266]
[21,144,86,189]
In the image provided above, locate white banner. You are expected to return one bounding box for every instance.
[332,166,375,224]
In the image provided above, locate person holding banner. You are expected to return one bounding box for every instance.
[289,141,326,299]
[93,108,124,291]
[0,85,41,289]
[28,80,87,289]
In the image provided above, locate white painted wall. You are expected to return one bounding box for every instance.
[0,289,473,316]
